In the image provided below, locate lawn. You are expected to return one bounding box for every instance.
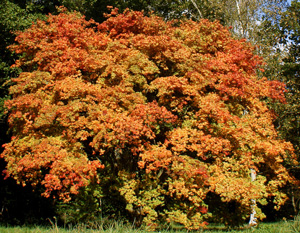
[0,219,300,233]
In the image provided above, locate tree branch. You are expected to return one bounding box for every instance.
[190,0,203,19]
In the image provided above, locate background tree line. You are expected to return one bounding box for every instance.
[0,0,299,226]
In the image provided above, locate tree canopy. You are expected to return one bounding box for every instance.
[278,0,300,161]
[0,6,298,229]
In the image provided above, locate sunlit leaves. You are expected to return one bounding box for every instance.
[1,8,297,229]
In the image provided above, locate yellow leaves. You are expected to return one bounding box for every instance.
[168,178,192,199]
[119,178,139,205]
[209,168,266,207]
[138,144,173,173]
[9,71,54,95]
[53,76,93,100]
[168,127,231,159]
[118,171,165,229]
[138,148,210,227]
[41,155,103,202]
[166,155,209,204]
[174,19,230,56]
[165,209,208,230]
[3,8,297,229]
[126,49,160,79]
[150,76,189,97]
[1,134,103,202]
[272,193,289,210]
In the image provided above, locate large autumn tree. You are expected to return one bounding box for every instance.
[1,8,297,229]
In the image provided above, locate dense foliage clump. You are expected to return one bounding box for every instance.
[1,8,297,229]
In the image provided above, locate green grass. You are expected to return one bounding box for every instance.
[0,218,300,233]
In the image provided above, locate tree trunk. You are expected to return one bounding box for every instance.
[190,0,203,19]
[249,168,257,226]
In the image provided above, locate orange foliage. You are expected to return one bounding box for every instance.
[1,8,296,229]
